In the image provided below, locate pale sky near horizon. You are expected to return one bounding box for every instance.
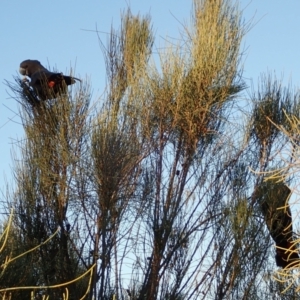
[1,1,300,199]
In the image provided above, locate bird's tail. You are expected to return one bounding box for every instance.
[47,73,81,86]
[62,75,81,85]
[275,241,299,268]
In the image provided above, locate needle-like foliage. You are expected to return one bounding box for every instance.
[3,1,300,299]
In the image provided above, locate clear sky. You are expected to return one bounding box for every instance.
[1,0,300,190]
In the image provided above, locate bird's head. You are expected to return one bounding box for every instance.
[19,59,44,78]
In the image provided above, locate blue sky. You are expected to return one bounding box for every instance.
[1,0,300,187]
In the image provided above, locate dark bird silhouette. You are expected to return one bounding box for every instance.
[65,222,71,232]
[19,59,80,100]
[255,181,299,268]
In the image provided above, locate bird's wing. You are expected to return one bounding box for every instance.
[29,70,55,87]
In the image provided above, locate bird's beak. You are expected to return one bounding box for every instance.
[19,67,26,76]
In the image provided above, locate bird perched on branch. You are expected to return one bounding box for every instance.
[254,181,299,268]
[19,59,80,100]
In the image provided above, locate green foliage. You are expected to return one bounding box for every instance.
[3,0,300,299]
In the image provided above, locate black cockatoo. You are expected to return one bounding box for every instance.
[254,181,299,268]
[19,59,80,100]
